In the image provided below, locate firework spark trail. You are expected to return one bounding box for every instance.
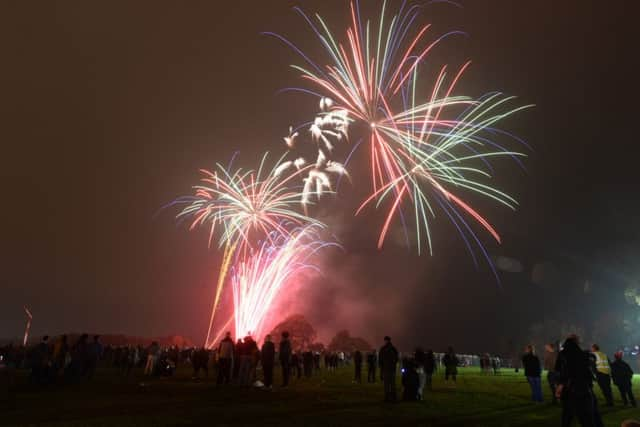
[170,0,531,347]
[269,0,531,263]
[177,153,325,254]
[203,240,236,348]
[231,224,340,342]
[174,154,326,347]
[276,99,352,211]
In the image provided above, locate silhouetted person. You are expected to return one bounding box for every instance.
[367,351,377,383]
[443,347,458,384]
[611,351,636,407]
[279,332,292,387]
[522,344,543,402]
[313,352,321,372]
[402,358,419,401]
[302,350,313,378]
[216,332,234,385]
[238,335,257,387]
[122,345,135,376]
[193,347,209,379]
[424,349,436,390]
[555,335,604,427]
[232,339,242,381]
[590,344,613,406]
[87,335,102,380]
[291,351,302,379]
[51,335,68,381]
[379,336,399,402]
[544,343,559,404]
[261,335,275,389]
[353,350,362,383]
[69,334,89,381]
[0,350,13,407]
[30,335,50,384]
[144,341,159,376]
[414,347,426,399]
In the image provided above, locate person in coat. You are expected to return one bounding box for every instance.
[379,336,399,402]
[611,351,636,407]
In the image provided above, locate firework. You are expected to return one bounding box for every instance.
[270,0,531,269]
[267,0,466,197]
[177,153,324,252]
[174,153,325,346]
[231,224,339,341]
[359,92,531,260]
[276,100,352,211]
[168,1,531,347]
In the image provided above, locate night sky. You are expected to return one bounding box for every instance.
[2,1,638,352]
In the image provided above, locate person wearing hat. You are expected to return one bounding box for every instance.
[611,351,636,407]
[379,336,399,402]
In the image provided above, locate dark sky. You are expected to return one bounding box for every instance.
[1,1,638,351]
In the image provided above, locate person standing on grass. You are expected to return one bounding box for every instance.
[86,335,102,380]
[69,334,89,381]
[193,347,209,379]
[544,343,559,404]
[443,347,459,385]
[233,339,242,381]
[367,350,377,383]
[30,335,50,384]
[291,350,302,380]
[414,347,426,399]
[216,332,234,385]
[379,336,399,402]
[611,351,636,407]
[425,349,436,390]
[555,335,604,427]
[238,335,257,387]
[261,335,275,389]
[590,344,614,406]
[353,349,363,383]
[522,345,543,403]
[144,341,159,376]
[51,335,68,381]
[303,349,313,378]
[279,331,292,387]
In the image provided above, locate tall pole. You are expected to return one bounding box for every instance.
[23,306,33,346]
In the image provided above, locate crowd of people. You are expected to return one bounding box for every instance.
[520,335,637,427]
[1,331,639,427]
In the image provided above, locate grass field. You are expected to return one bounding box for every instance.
[2,366,639,426]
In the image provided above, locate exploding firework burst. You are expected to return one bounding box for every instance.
[269,0,531,270]
[174,153,326,346]
[231,224,340,341]
[168,0,532,347]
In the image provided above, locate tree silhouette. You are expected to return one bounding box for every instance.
[269,314,318,350]
[328,330,372,352]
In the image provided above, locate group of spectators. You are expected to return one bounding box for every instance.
[8,334,105,384]
[2,331,639,427]
[521,335,636,427]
